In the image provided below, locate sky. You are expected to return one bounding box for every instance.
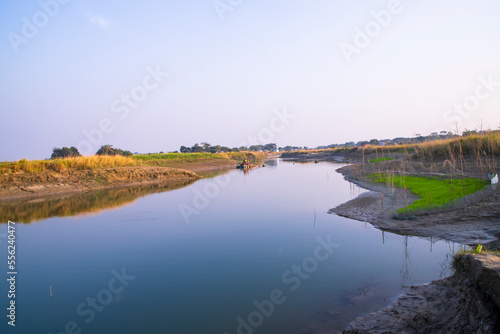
[1,0,499,160]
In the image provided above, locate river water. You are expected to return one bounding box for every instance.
[0,160,457,334]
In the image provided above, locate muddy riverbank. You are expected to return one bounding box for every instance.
[0,166,202,201]
[329,163,500,249]
[343,253,500,334]
[311,151,500,333]
[0,155,253,202]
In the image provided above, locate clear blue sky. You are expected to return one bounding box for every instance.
[1,0,499,160]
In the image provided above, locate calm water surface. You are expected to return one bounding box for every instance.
[1,160,457,334]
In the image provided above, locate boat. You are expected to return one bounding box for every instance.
[236,159,255,170]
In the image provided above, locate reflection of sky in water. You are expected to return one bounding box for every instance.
[0,160,458,334]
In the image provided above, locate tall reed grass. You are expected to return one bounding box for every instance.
[0,156,141,174]
[0,151,267,175]
[364,131,500,159]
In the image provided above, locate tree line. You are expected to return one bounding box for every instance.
[51,145,132,159]
[179,143,277,153]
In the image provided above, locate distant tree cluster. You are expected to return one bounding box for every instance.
[278,146,309,152]
[51,147,81,159]
[311,129,494,150]
[180,142,278,153]
[96,145,133,156]
[50,145,133,159]
[246,143,277,152]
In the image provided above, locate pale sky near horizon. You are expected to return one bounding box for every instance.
[1,0,499,161]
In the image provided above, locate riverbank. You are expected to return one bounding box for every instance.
[304,148,500,332]
[343,253,500,333]
[328,163,500,249]
[0,152,266,201]
[283,147,500,248]
[0,166,201,201]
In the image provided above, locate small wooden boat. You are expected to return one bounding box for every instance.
[236,163,255,170]
[236,159,257,170]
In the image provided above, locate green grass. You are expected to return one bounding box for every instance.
[455,245,500,255]
[369,157,393,163]
[370,173,490,213]
[132,152,266,166]
[133,152,227,163]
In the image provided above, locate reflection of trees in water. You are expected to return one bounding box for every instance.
[401,236,414,286]
[264,159,278,167]
[438,240,465,279]
[349,181,364,198]
[0,179,196,224]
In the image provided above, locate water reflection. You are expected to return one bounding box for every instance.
[0,179,196,223]
[401,236,412,286]
[0,159,459,334]
[196,169,231,179]
[303,235,462,334]
[264,158,279,167]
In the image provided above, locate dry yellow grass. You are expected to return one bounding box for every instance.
[361,131,500,158]
[0,151,267,175]
[313,132,500,161]
[0,156,141,174]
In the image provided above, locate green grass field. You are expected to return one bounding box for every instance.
[370,173,490,213]
[133,152,227,162]
[132,151,266,166]
[369,157,393,163]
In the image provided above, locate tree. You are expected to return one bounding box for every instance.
[191,143,203,153]
[463,129,478,137]
[96,145,133,156]
[180,146,190,153]
[263,143,277,152]
[209,145,222,153]
[51,146,81,159]
[200,142,211,152]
